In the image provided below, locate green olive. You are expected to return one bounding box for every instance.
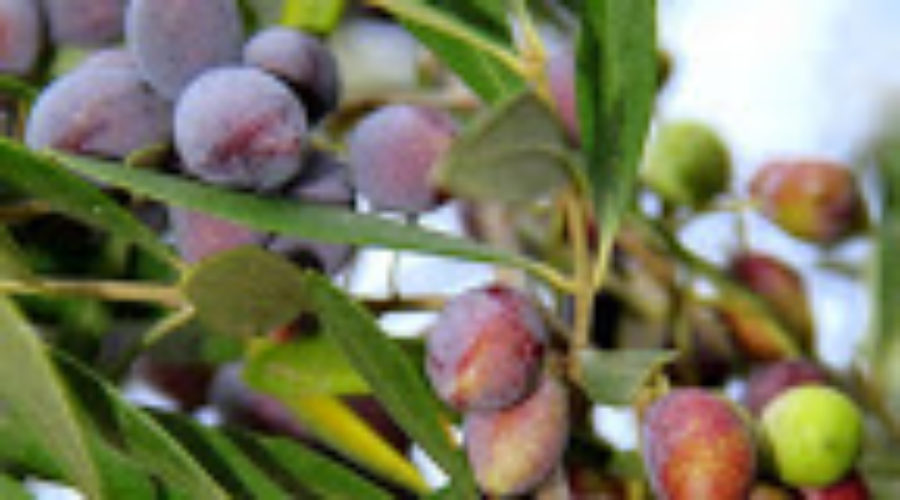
[760,386,862,487]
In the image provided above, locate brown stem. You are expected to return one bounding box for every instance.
[360,295,447,314]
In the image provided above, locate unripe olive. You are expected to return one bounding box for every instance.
[643,121,731,207]
[749,158,867,244]
[760,386,863,487]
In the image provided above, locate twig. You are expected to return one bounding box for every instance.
[0,278,185,308]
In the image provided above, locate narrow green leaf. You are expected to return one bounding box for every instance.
[52,152,547,274]
[871,118,900,416]
[373,0,524,103]
[18,350,393,499]
[302,272,478,496]
[576,0,656,242]
[0,366,183,499]
[83,431,160,500]
[154,412,396,499]
[428,0,509,39]
[0,138,176,266]
[156,410,397,499]
[577,348,676,405]
[245,337,370,396]
[255,434,394,500]
[182,247,308,338]
[0,408,62,479]
[434,89,576,203]
[151,413,290,499]
[52,352,229,500]
[0,475,30,500]
[861,447,900,500]
[0,298,102,499]
[0,227,35,282]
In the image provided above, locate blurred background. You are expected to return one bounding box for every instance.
[656,0,897,370]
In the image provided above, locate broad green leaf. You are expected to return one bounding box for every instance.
[372,0,524,103]
[0,475,29,500]
[576,0,656,248]
[302,272,478,496]
[255,434,394,500]
[52,152,551,277]
[182,247,308,338]
[281,0,346,33]
[434,89,576,203]
[0,298,102,499]
[52,352,229,500]
[577,348,676,405]
[245,337,369,396]
[0,138,176,266]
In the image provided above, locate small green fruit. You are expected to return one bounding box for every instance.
[749,159,867,244]
[760,386,862,487]
[643,121,731,207]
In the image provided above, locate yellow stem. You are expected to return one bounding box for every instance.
[511,0,550,100]
[141,304,196,347]
[565,191,595,380]
[0,278,185,308]
[591,233,614,291]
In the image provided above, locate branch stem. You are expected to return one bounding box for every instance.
[565,191,595,380]
[0,278,184,308]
